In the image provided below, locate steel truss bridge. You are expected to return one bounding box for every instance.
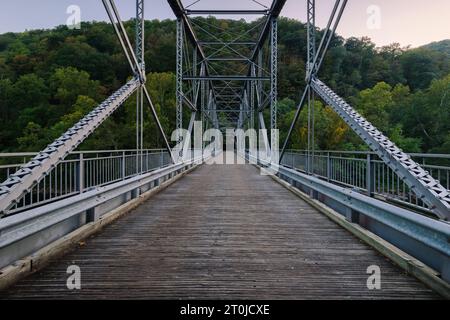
[0,0,449,299]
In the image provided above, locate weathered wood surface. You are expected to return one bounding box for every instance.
[1,162,438,299]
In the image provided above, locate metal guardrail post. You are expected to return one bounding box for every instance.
[305,151,309,174]
[326,152,331,182]
[78,153,85,193]
[122,151,126,180]
[366,153,374,197]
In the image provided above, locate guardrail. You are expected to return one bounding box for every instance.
[245,151,450,286]
[0,149,172,216]
[0,153,209,270]
[281,150,450,216]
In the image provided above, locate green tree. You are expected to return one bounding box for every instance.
[17,122,50,151]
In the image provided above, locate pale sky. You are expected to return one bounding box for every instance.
[0,0,449,48]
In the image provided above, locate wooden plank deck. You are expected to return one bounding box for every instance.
[0,161,439,299]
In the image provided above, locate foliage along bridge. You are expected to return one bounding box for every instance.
[0,0,449,299]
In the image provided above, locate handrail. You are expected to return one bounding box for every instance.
[0,149,168,158]
[244,151,450,284]
[0,154,207,270]
[285,149,450,159]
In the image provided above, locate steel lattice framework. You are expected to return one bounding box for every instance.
[0,0,449,220]
[168,0,285,161]
[279,0,450,220]
[0,0,174,216]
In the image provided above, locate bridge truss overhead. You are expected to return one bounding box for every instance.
[168,0,285,152]
[0,0,175,216]
[0,0,449,222]
[279,0,450,220]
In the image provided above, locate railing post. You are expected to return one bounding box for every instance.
[122,151,126,180]
[78,153,84,193]
[291,152,294,168]
[326,152,331,182]
[136,150,139,175]
[306,150,310,174]
[160,149,164,167]
[366,153,374,197]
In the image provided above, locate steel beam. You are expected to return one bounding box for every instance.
[270,18,278,132]
[199,42,257,46]
[183,76,270,81]
[136,0,145,172]
[280,0,347,160]
[306,0,316,173]
[186,10,268,15]
[311,78,450,220]
[0,79,140,215]
[167,0,207,63]
[249,0,286,62]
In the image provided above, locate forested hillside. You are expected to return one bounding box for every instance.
[423,40,450,56]
[0,18,449,153]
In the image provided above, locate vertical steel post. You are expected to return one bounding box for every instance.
[78,153,85,193]
[306,0,316,76]
[367,153,375,197]
[122,151,126,179]
[193,49,198,105]
[306,0,316,174]
[326,151,331,181]
[257,50,263,134]
[201,62,205,150]
[176,19,184,152]
[136,0,145,173]
[270,18,278,132]
[270,18,278,162]
[250,65,255,131]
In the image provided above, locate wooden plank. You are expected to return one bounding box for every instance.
[269,171,450,299]
[0,164,199,291]
[0,163,439,299]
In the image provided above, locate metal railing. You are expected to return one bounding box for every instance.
[0,149,171,216]
[0,154,206,271]
[281,150,450,216]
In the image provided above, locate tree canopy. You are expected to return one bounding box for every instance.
[0,18,448,153]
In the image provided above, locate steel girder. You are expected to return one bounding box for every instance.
[311,78,450,220]
[281,0,347,158]
[176,19,184,142]
[136,0,145,69]
[136,0,145,171]
[270,18,278,132]
[306,0,316,75]
[0,78,140,216]
[0,0,177,216]
[306,0,316,173]
[169,0,218,142]
[249,0,287,63]
[167,0,207,61]
[103,0,174,162]
[280,0,450,220]
[168,0,285,130]
[186,10,269,15]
